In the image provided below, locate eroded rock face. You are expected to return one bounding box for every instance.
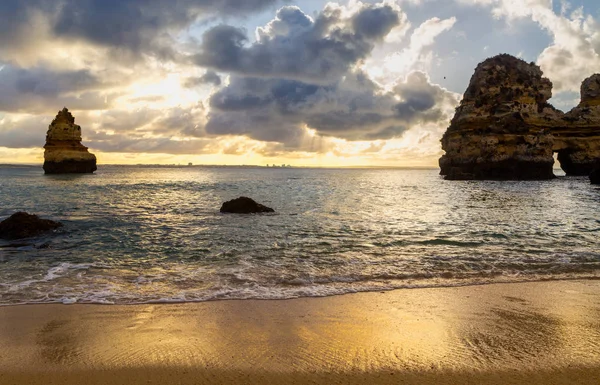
[440,54,600,180]
[0,212,62,240]
[43,108,97,174]
[553,74,600,176]
[440,54,560,180]
[220,197,275,213]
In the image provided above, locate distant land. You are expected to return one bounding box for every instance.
[0,163,570,171]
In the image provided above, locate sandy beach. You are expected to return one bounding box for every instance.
[1,280,600,384]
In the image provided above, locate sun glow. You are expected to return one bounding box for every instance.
[127,74,199,108]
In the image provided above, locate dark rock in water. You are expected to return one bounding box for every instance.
[590,169,600,185]
[220,197,275,214]
[43,159,97,174]
[444,167,475,181]
[43,107,97,174]
[0,212,62,240]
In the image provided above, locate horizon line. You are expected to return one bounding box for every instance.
[0,163,441,170]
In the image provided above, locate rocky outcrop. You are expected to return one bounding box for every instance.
[440,54,560,180]
[43,108,97,174]
[553,74,600,176]
[220,197,275,213]
[0,212,62,240]
[439,54,600,180]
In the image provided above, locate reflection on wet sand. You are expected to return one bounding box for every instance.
[1,280,600,384]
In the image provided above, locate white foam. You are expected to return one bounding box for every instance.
[43,262,94,281]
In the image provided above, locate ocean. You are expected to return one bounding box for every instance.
[0,165,598,305]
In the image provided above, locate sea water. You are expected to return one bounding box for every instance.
[0,165,598,305]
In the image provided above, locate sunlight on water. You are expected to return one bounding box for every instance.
[0,165,599,304]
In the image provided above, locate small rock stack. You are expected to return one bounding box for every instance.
[43,108,97,174]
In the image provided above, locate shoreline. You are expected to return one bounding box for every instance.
[2,275,600,308]
[1,280,600,384]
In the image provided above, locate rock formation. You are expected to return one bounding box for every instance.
[43,108,97,174]
[439,54,600,180]
[552,74,600,175]
[0,212,62,240]
[440,55,561,180]
[220,197,275,213]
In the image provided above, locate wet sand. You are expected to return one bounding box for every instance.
[1,280,600,384]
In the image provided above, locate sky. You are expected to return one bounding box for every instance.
[0,0,598,167]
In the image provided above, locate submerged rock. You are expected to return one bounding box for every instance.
[220,197,275,214]
[0,212,62,240]
[439,54,600,180]
[43,108,97,174]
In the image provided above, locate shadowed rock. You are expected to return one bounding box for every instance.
[220,197,275,214]
[590,169,600,185]
[43,108,97,174]
[0,212,62,240]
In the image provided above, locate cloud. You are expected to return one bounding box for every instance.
[183,71,222,87]
[381,16,457,78]
[195,3,407,82]
[0,114,49,148]
[197,2,459,149]
[457,0,600,93]
[205,69,458,145]
[0,64,118,113]
[0,0,284,63]
[0,0,462,166]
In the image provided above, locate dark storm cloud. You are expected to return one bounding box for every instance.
[205,70,457,145]
[0,64,117,113]
[352,5,401,39]
[393,71,450,123]
[0,1,54,47]
[183,71,222,88]
[195,4,405,82]
[0,0,283,59]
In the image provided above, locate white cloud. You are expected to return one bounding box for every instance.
[373,17,456,81]
[459,0,600,93]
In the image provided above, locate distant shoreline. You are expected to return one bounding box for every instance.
[1,164,573,171]
[0,163,440,170]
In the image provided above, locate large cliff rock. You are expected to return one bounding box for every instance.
[43,108,97,174]
[440,55,561,180]
[552,74,600,175]
[440,55,600,180]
